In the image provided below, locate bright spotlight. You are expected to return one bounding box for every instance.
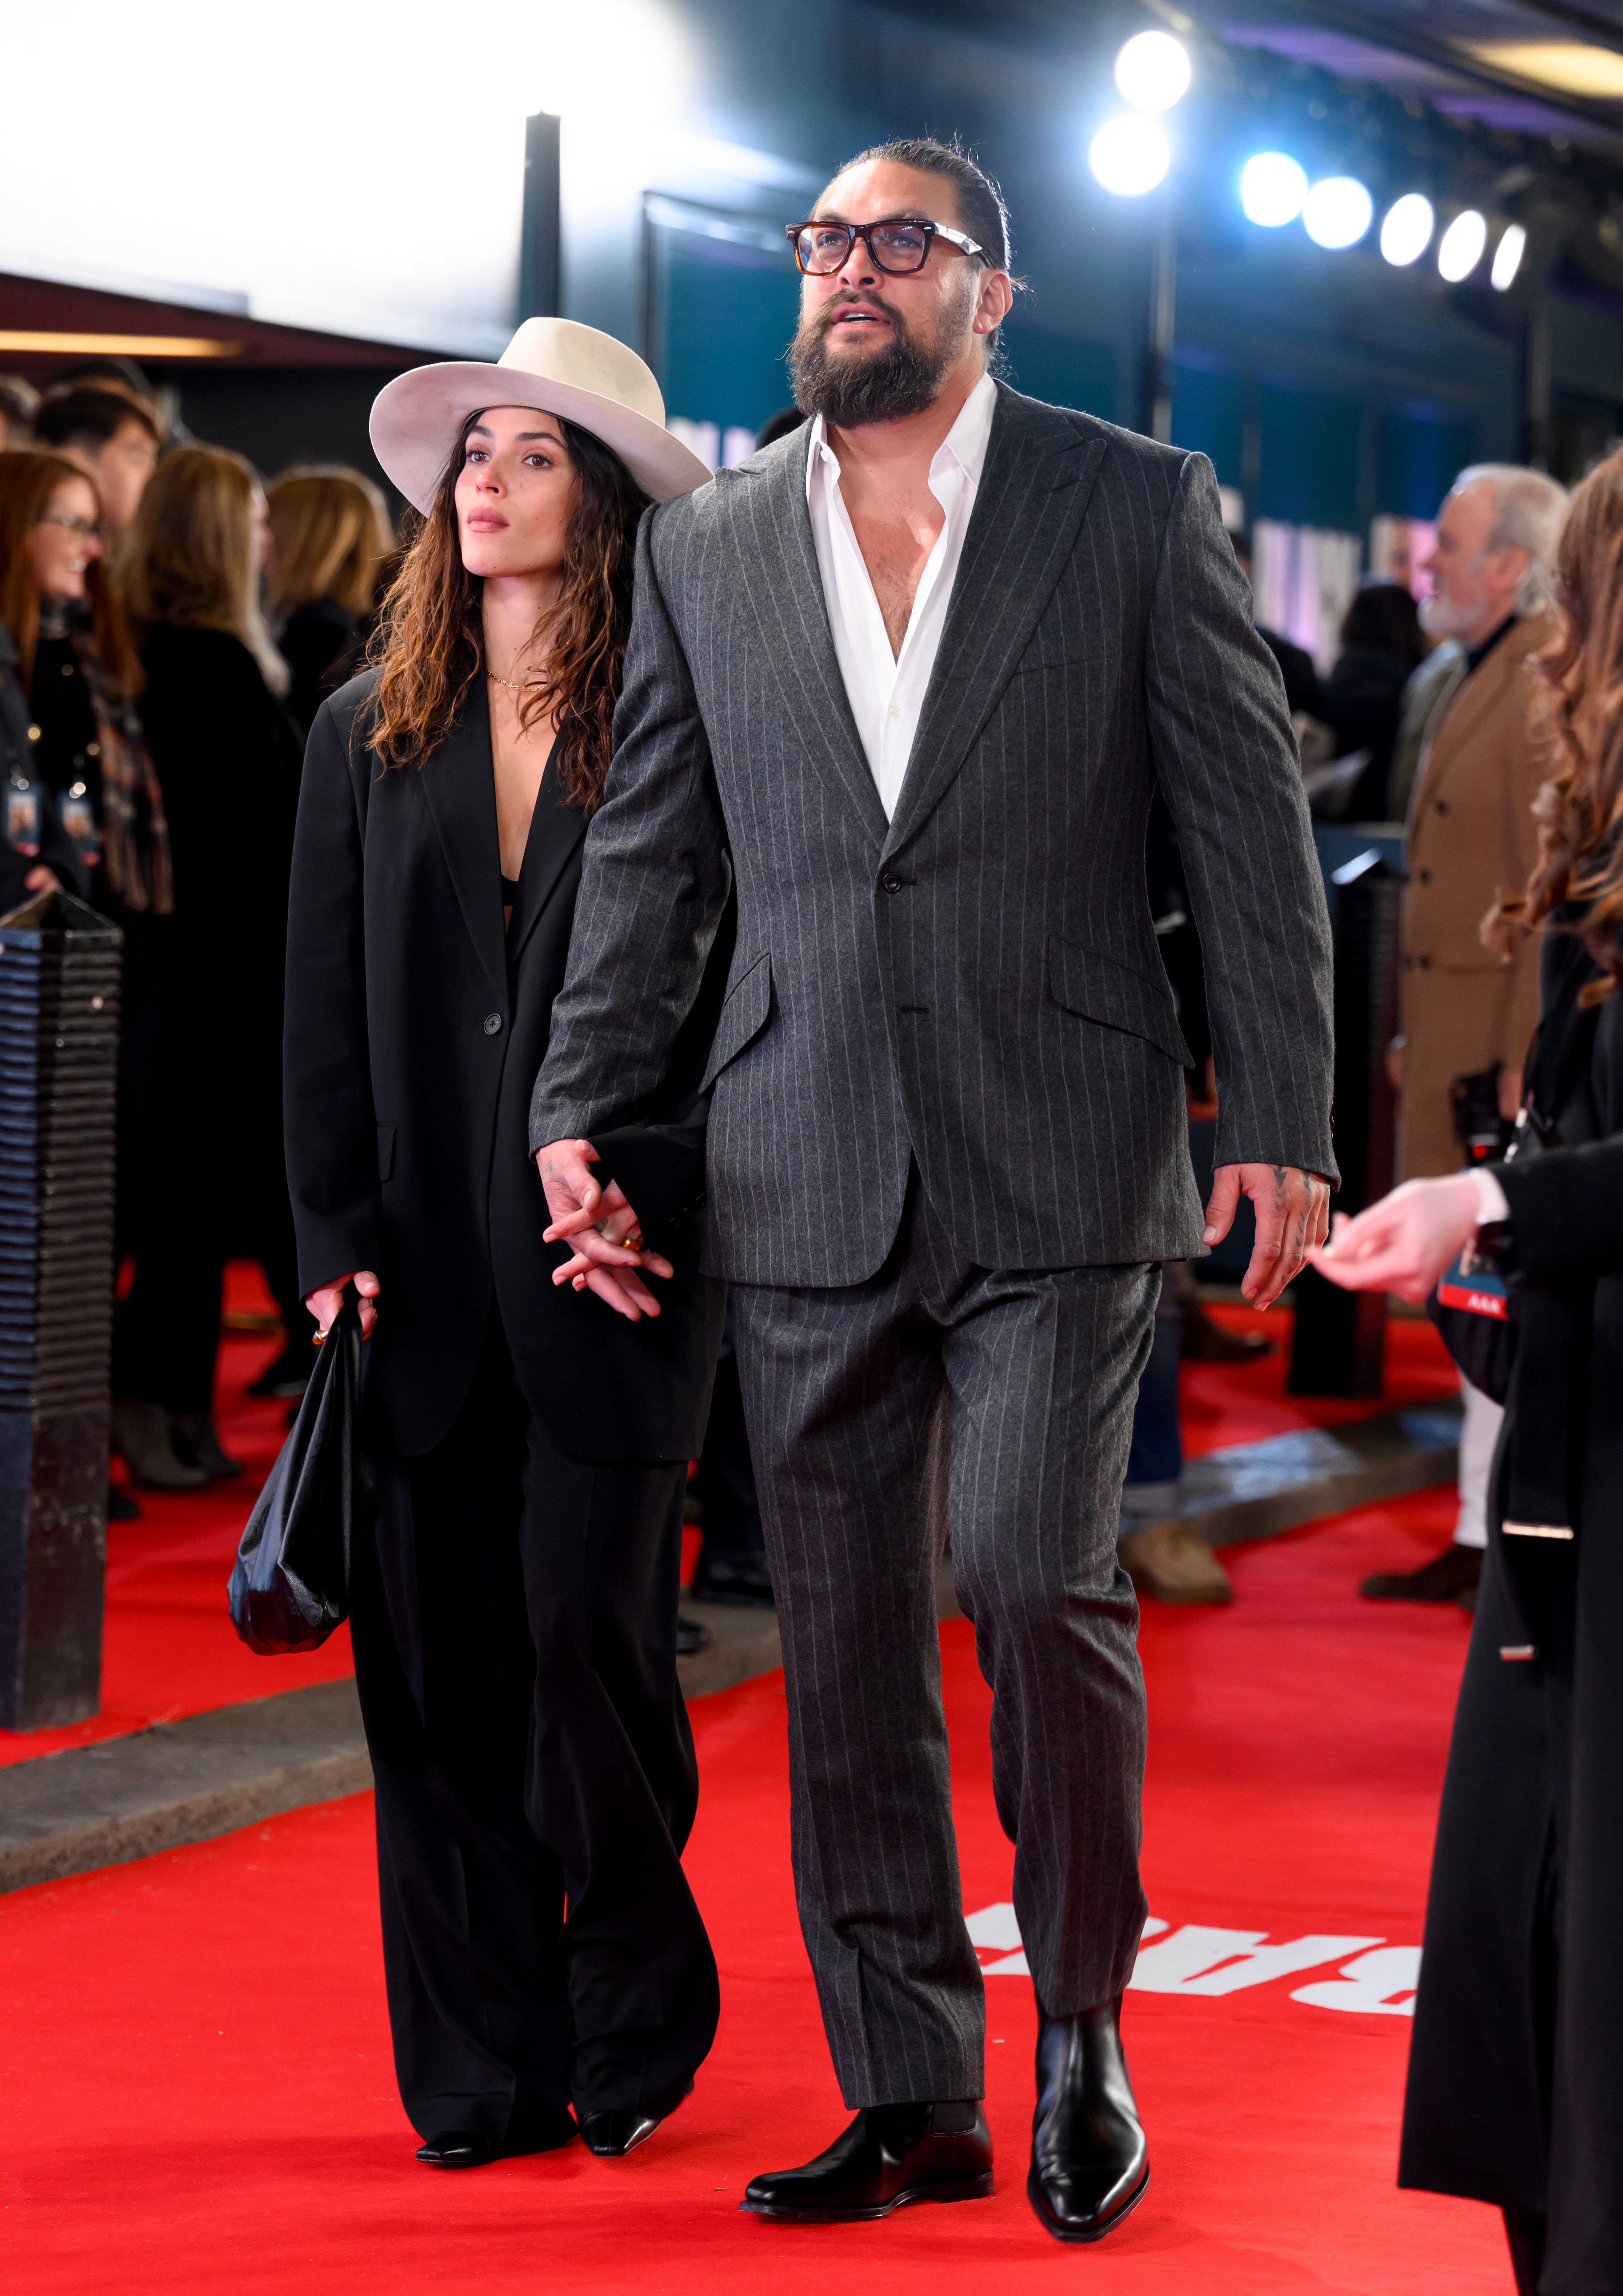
[1088,116,1171,197]
[1491,221,1527,291]
[1438,209,1488,282]
[1114,30,1191,113]
[1379,193,1434,267]
[1240,153,1308,227]
[1302,176,1374,250]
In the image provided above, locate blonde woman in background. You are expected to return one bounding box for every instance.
[264,464,393,735]
[111,444,309,1480]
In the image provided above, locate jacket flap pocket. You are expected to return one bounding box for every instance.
[700,951,773,1090]
[1049,935,1192,1067]
[376,1123,396,1182]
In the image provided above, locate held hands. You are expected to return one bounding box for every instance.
[303,1269,381,1341]
[1306,1175,1482,1304]
[1204,1164,1332,1310]
[537,1138,674,1323]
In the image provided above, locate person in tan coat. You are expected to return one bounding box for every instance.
[1366,463,1568,1609]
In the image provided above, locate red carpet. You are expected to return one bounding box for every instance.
[0,1479,1502,2293]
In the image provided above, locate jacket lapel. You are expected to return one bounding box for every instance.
[1417,613,1550,815]
[733,433,891,846]
[506,753,586,969]
[883,388,1108,857]
[419,677,506,993]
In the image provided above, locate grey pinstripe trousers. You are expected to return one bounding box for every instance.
[731,1170,1155,2108]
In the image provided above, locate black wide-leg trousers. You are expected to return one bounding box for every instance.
[731,1173,1155,2111]
[350,1318,719,2144]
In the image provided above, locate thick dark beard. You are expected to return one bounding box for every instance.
[788,287,971,428]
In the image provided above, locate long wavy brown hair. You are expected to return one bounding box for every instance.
[369,411,647,810]
[1492,447,1623,1003]
[0,449,141,692]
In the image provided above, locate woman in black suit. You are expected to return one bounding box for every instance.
[1311,447,1623,2294]
[286,322,721,2170]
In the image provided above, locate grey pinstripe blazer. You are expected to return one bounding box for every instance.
[530,384,1337,1287]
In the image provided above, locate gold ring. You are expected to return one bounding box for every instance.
[313,1328,328,1346]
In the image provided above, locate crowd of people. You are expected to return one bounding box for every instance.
[0,368,407,1498]
[3,126,1620,2291]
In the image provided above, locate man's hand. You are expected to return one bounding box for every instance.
[1307,1175,1480,1305]
[23,866,61,895]
[1204,1163,1332,1310]
[536,1138,673,1323]
[305,1269,380,1341]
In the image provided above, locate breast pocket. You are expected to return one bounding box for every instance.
[700,951,773,1090]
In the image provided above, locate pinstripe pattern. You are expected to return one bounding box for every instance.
[530,384,1338,1284]
[528,383,1337,2108]
[732,1180,1155,2106]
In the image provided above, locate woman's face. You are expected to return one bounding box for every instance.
[29,476,102,602]
[455,405,577,582]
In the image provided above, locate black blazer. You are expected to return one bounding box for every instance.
[1400,929,1623,2274]
[284,670,726,1463]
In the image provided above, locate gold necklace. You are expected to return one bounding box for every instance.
[485,667,536,692]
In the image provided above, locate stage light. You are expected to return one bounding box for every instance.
[1088,116,1171,197]
[1302,176,1373,250]
[1240,153,1308,227]
[1379,193,1434,267]
[1438,209,1487,281]
[1114,30,1190,113]
[1491,222,1527,291]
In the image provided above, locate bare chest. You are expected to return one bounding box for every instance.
[843,490,945,658]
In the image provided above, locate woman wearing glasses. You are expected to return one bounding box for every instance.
[284,321,724,2171]
[0,449,170,913]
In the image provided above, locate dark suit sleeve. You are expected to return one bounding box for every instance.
[528,507,732,1151]
[1495,1136,1623,1284]
[1143,453,1339,1184]
[283,697,381,1295]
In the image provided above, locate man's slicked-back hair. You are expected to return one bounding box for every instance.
[829,136,1014,274]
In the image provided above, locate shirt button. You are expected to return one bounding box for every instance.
[483,1012,503,1035]
[880,873,905,894]
[887,704,901,719]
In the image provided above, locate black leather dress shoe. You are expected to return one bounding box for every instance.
[579,2109,663,2157]
[741,2101,993,2221]
[676,1613,712,1657]
[416,2101,576,2168]
[1028,1998,1149,2243]
[416,2130,497,2169]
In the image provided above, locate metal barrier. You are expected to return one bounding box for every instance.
[0,889,122,1729]
[1288,847,1401,1398]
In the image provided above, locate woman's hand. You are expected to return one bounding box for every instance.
[304,1269,381,1341]
[536,1138,673,1322]
[1306,1175,1482,1305]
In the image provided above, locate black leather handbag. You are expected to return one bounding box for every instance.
[228,1291,368,1654]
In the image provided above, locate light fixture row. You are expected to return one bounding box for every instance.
[1239,154,1524,286]
[1086,33,1527,292]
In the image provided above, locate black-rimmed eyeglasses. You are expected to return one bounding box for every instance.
[786,216,986,276]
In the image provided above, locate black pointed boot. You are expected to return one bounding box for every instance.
[1027,1997,1150,2243]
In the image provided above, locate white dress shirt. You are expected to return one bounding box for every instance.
[805,368,998,820]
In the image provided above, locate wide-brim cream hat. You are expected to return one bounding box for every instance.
[370,317,711,511]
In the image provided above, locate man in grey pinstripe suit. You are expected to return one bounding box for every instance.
[531,141,1337,2240]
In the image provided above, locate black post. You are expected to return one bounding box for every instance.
[1288,849,1400,1398]
[0,888,121,1729]
[518,112,562,321]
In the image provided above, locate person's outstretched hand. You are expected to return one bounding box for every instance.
[1204,1163,1332,1310]
[305,1269,381,1341]
[1307,1174,1481,1304]
[536,1138,673,1323]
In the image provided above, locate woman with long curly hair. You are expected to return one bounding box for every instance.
[284,323,725,2171]
[1311,447,1623,2294]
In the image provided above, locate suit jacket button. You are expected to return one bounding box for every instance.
[483,1012,503,1035]
[880,873,904,893]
